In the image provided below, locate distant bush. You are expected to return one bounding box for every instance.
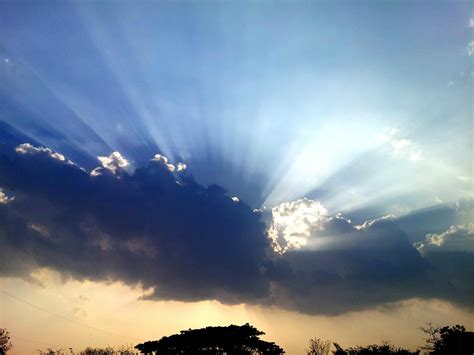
[332,342,419,355]
[306,338,332,355]
[37,345,137,355]
[0,328,12,354]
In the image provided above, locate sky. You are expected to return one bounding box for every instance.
[0,0,473,354]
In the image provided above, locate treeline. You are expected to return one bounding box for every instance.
[306,324,474,355]
[1,323,473,354]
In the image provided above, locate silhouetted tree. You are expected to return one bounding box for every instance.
[79,345,136,354]
[419,323,440,353]
[0,328,12,354]
[429,325,474,355]
[333,343,346,355]
[135,323,285,354]
[37,349,64,355]
[331,342,419,355]
[306,338,331,355]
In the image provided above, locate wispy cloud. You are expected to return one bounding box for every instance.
[378,128,423,162]
[468,41,474,56]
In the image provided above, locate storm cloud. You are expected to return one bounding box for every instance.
[1,124,473,315]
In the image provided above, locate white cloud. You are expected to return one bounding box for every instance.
[90,167,104,177]
[231,196,240,203]
[28,223,50,238]
[267,198,328,254]
[0,188,14,204]
[468,41,474,56]
[177,162,187,172]
[354,214,396,230]
[415,224,474,254]
[151,154,175,172]
[96,151,129,174]
[15,143,67,162]
[378,128,423,162]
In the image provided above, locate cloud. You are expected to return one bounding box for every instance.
[267,198,328,254]
[16,143,68,162]
[0,141,270,305]
[1,139,474,314]
[414,224,474,305]
[415,224,474,254]
[267,216,433,314]
[377,128,423,162]
[265,200,474,314]
[27,223,50,238]
[0,188,14,204]
[354,214,396,230]
[96,151,129,174]
[468,41,474,56]
[151,153,177,172]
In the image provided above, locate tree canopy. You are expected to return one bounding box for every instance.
[430,325,474,355]
[135,323,285,354]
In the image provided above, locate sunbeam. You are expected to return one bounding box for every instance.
[0,1,473,353]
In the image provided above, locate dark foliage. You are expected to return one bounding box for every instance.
[135,324,284,354]
[0,328,12,354]
[332,342,419,355]
[430,325,474,355]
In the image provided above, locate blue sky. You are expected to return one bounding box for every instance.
[1,0,472,211]
[0,1,473,353]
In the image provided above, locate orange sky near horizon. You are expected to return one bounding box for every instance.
[1,269,474,355]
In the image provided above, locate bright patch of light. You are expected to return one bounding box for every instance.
[0,188,14,204]
[151,154,176,172]
[267,198,328,254]
[16,143,67,162]
[415,224,474,254]
[354,214,395,230]
[97,151,129,174]
[262,117,382,207]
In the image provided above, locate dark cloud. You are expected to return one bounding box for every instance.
[414,224,474,307]
[267,218,433,314]
[0,136,271,304]
[1,130,473,314]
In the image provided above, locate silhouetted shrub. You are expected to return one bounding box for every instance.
[37,349,64,355]
[306,338,331,355]
[0,328,12,354]
[135,323,285,354]
[37,345,137,354]
[332,342,419,355]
